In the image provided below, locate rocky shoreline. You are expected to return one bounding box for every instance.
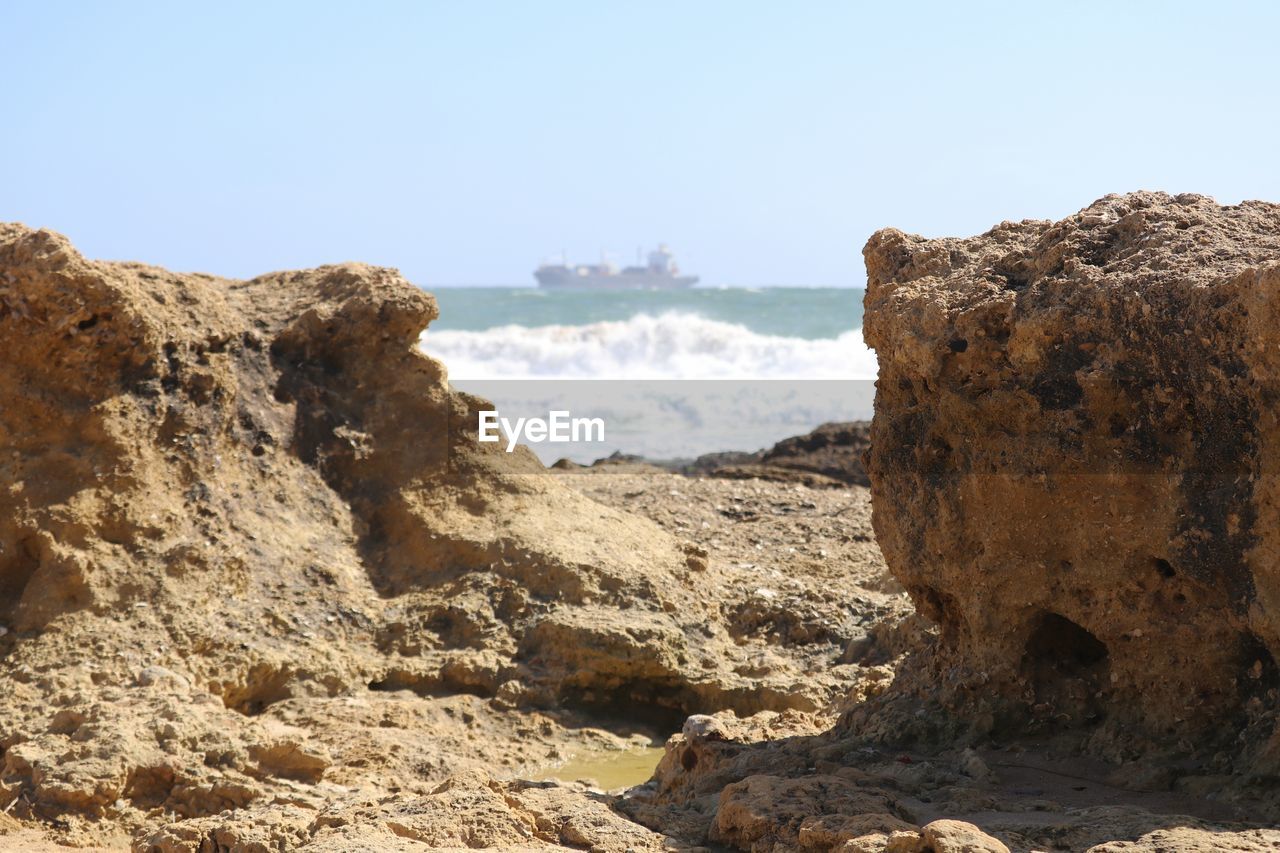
[3,195,1280,851]
[565,420,872,489]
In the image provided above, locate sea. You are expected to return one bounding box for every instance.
[418,287,877,463]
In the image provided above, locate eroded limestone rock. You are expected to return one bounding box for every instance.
[0,223,860,845]
[863,191,1280,762]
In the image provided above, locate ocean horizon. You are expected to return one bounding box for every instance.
[419,286,877,462]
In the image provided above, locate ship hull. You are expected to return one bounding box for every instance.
[534,271,699,290]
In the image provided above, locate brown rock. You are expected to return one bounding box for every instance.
[920,819,1010,853]
[863,192,1280,756]
[664,421,872,487]
[1084,826,1280,852]
[796,812,917,851]
[709,774,902,852]
[756,421,871,486]
[0,223,867,845]
[248,739,331,783]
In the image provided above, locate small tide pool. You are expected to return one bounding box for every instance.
[532,745,667,790]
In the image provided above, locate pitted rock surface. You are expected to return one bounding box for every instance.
[863,192,1280,762]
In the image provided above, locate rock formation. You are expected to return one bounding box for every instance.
[586,421,872,488]
[618,196,1280,852]
[8,200,1280,850]
[863,192,1280,765]
[694,421,872,487]
[0,223,868,847]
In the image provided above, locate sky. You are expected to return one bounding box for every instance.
[3,1,1278,287]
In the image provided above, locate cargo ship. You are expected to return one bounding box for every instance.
[534,245,698,289]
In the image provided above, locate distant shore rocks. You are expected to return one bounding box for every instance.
[568,420,871,488]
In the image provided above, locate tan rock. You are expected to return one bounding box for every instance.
[1084,826,1280,852]
[709,774,901,852]
[797,812,918,851]
[0,223,884,847]
[882,830,925,852]
[921,819,1009,853]
[248,738,331,783]
[863,192,1280,759]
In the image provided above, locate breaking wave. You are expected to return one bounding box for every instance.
[419,311,878,380]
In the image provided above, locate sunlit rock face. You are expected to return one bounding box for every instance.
[863,192,1280,764]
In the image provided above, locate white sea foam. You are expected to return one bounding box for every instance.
[419,311,878,380]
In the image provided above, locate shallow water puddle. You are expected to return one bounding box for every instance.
[532,746,666,790]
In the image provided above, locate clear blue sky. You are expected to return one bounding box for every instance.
[3,2,1277,286]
